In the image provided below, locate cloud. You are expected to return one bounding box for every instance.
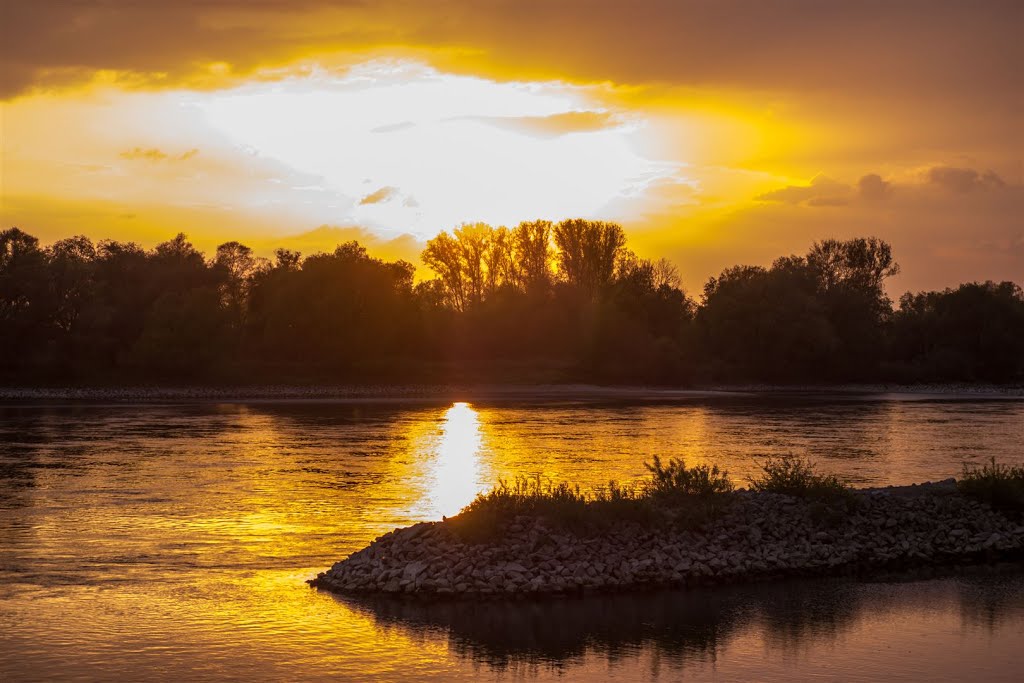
[371,121,416,133]
[4,0,1018,108]
[756,175,851,206]
[639,177,1024,297]
[120,147,199,162]
[358,186,399,205]
[462,111,619,138]
[858,173,892,200]
[927,166,1007,193]
[807,196,850,207]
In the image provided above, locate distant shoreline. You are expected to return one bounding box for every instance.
[1,382,1022,403]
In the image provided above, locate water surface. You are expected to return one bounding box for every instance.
[2,395,1023,680]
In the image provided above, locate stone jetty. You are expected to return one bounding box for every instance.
[309,480,1024,598]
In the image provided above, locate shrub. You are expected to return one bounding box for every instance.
[449,458,735,540]
[749,455,850,502]
[449,475,650,541]
[958,458,1024,513]
[644,455,734,498]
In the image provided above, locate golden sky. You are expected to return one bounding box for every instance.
[1,0,1021,293]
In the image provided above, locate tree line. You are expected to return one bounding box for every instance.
[1,222,1022,384]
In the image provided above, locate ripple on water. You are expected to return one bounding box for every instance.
[1,396,1023,681]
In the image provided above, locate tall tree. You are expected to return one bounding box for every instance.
[553,219,626,295]
[422,231,468,311]
[513,220,554,293]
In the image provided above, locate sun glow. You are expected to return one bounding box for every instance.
[192,61,680,236]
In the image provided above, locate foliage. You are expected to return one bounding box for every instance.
[1,223,1021,384]
[748,456,851,502]
[958,458,1024,513]
[890,282,1024,381]
[450,457,734,540]
[644,455,734,497]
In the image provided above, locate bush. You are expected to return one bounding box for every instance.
[958,458,1024,513]
[449,457,735,540]
[644,455,734,498]
[448,475,650,541]
[749,455,850,502]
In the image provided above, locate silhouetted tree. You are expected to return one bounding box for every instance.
[0,228,50,372]
[806,237,900,377]
[697,260,833,381]
[513,220,554,294]
[891,281,1024,381]
[553,219,626,295]
[0,225,1017,385]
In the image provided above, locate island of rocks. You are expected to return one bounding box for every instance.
[309,480,1024,598]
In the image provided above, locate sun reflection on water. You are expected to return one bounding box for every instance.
[421,402,485,520]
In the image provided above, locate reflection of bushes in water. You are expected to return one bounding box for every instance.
[955,567,1024,631]
[340,571,1024,672]
[344,588,738,671]
[341,579,871,671]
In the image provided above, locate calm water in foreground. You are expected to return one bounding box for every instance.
[1,394,1023,681]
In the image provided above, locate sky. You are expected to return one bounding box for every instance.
[1,0,1021,294]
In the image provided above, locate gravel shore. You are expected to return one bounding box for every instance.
[309,481,1024,599]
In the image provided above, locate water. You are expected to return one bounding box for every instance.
[1,394,1023,681]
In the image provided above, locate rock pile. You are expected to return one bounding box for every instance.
[310,481,1024,598]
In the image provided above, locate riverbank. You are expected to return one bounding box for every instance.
[2,382,1022,403]
[309,480,1024,599]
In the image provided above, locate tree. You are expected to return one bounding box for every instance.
[484,226,517,296]
[0,228,50,372]
[453,223,490,308]
[891,281,1024,381]
[807,237,899,295]
[422,231,468,311]
[513,220,554,293]
[697,262,835,380]
[806,237,900,377]
[45,236,98,371]
[213,241,265,330]
[553,219,626,295]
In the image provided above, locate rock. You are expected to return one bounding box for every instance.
[308,484,1024,599]
[402,561,428,581]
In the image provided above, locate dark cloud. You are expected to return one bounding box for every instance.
[858,173,891,200]
[1,1,1019,105]
[928,166,1007,193]
[756,175,851,206]
[358,186,399,205]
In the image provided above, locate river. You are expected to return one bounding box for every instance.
[1,393,1022,680]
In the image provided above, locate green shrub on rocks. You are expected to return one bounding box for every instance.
[958,458,1024,514]
[748,456,851,503]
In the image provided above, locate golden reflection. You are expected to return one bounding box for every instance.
[421,402,485,520]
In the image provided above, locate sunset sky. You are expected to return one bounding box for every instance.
[1,0,1021,293]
